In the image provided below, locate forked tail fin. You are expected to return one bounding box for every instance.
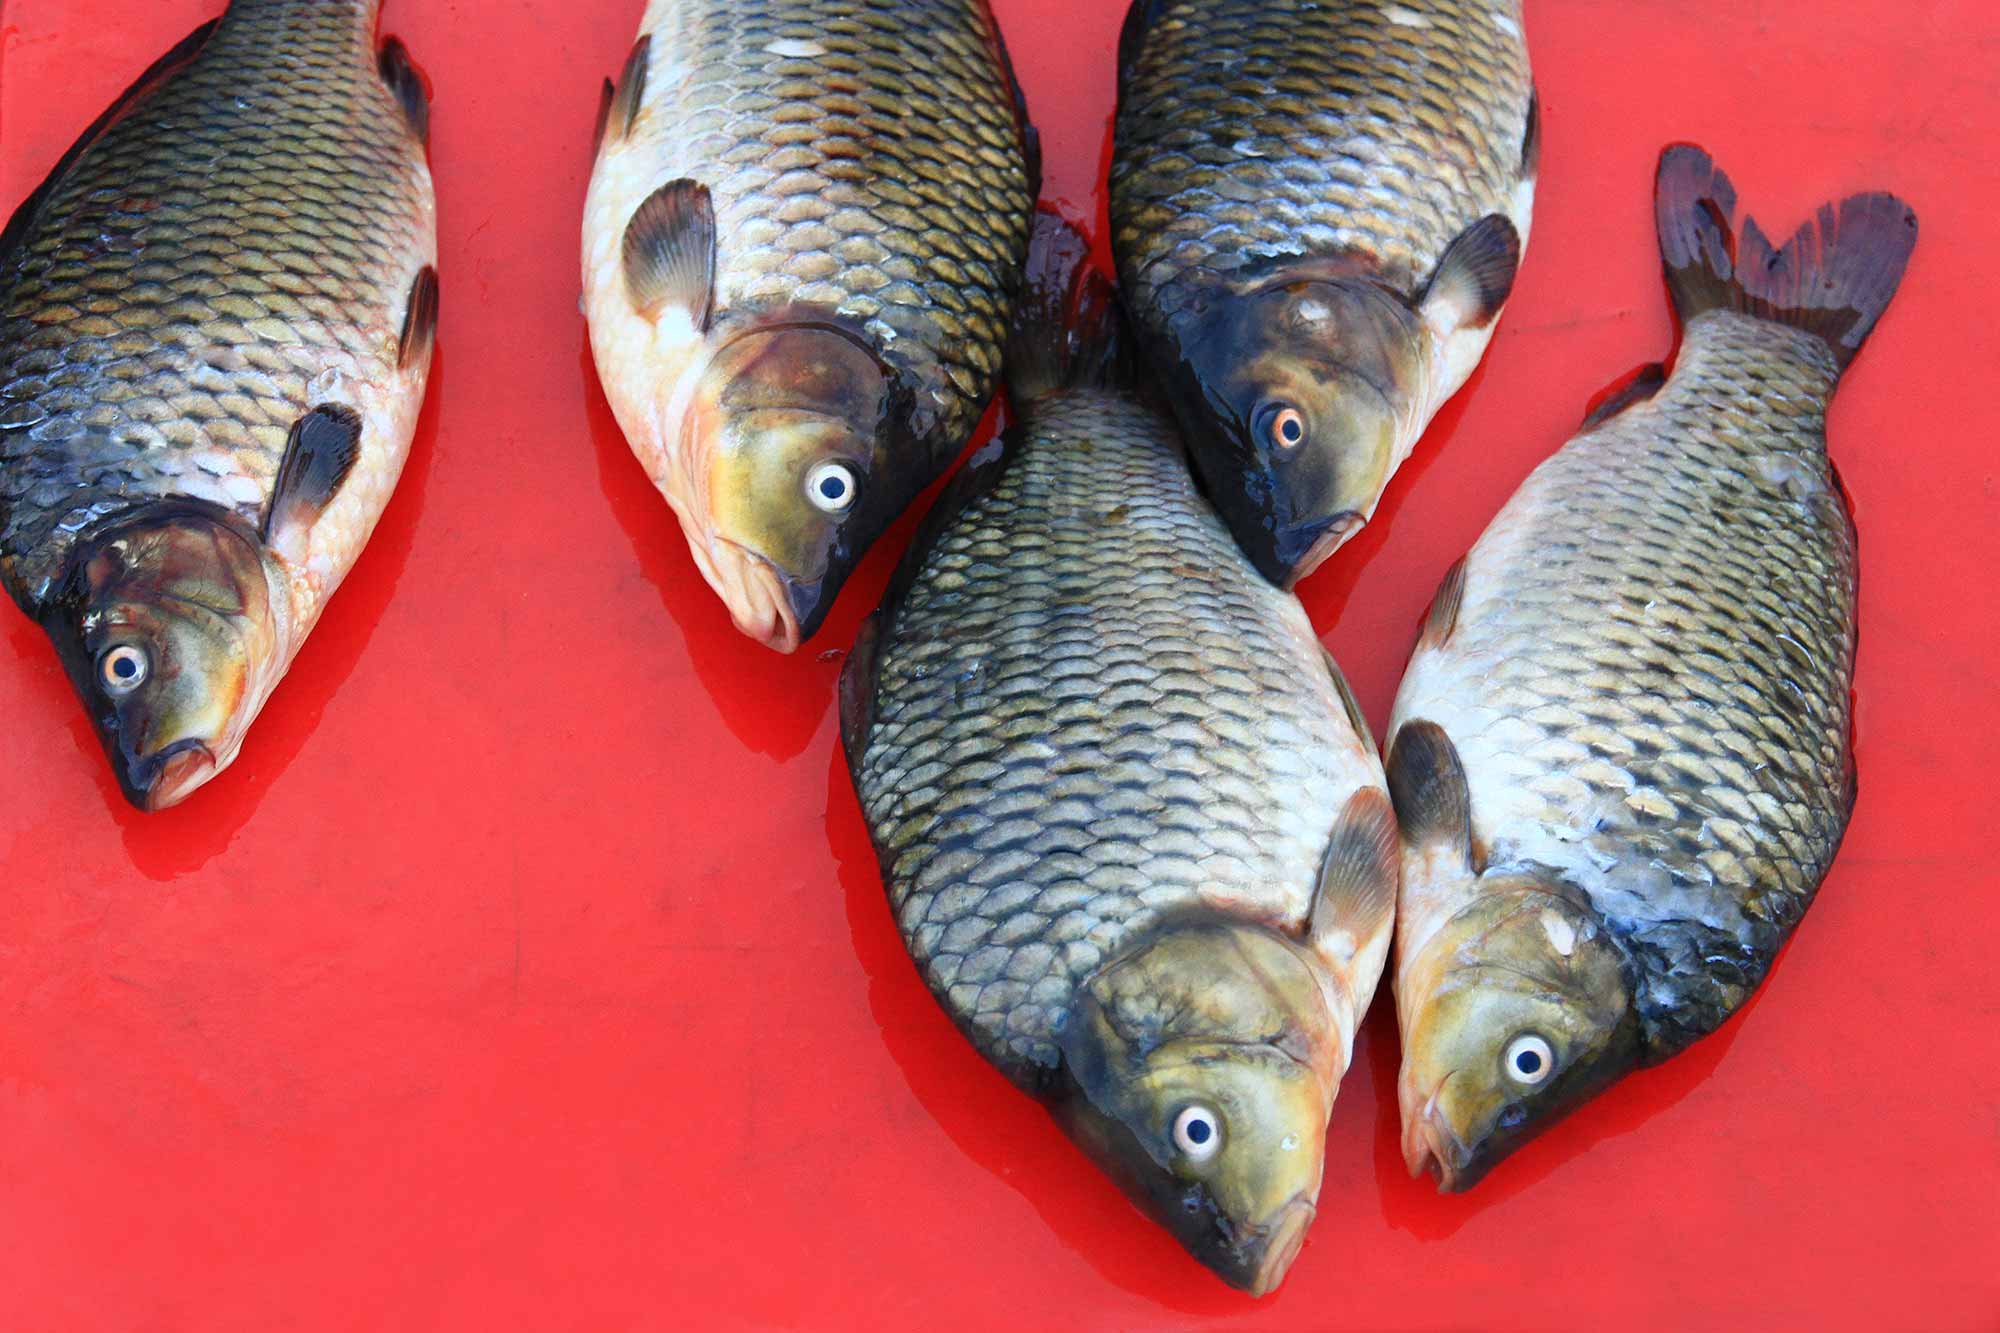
[1004,208,1125,403]
[1654,144,1916,374]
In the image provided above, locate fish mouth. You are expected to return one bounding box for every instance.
[1277,511,1364,587]
[1245,1197,1316,1297]
[1402,1073,1474,1194]
[121,738,218,812]
[686,533,803,654]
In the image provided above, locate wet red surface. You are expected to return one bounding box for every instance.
[2,1,1996,1328]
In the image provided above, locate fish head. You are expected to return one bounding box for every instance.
[1058,919,1338,1296]
[41,508,281,810]
[684,322,892,652]
[1174,274,1425,586]
[1397,880,1640,1192]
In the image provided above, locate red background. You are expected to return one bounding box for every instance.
[2,1,1995,1328]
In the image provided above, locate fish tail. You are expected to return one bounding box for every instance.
[1004,208,1126,404]
[1654,144,1917,374]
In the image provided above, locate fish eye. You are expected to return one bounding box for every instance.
[805,460,858,514]
[1172,1104,1224,1162]
[98,644,149,695]
[1503,1033,1555,1087]
[1257,403,1307,452]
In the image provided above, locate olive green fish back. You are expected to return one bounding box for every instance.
[0,0,430,609]
[1111,0,1533,324]
[620,0,1035,464]
[1411,313,1856,1056]
[846,389,1360,1084]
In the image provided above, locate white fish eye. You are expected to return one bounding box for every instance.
[1172,1104,1224,1162]
[1503,1033,1555,1086]
[806,460,858,514]
[1262,404,1306,451]
[99,644,149,694]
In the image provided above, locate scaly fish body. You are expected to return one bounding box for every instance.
[582,0,1035,651]
[1111,0,1536,584]
[841,220,1396,1294]
[1386,147,1915,1191]
[0,0,438,809]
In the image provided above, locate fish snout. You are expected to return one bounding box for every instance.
[1246,1197,1316,1297]
[1272,511,1364,588]
[689,534,803,653]
[1401,1072,1476,1193]
[121,738,218,811]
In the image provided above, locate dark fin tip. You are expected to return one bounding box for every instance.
[378,36,431,148]
[2,19,218,262]
[1312,787,1400,947]
[1419,557,1468,651]
[838,616,883,776]
[1580,362,1667,431]
[1521,85,1542,178]
[1421,214,1522,330]
[1385,722,1474,865]
[396,266,440,370]
[610,34,652,144]
[592,77,616,156]
[1654,143,1916,372]
[1005,208,1124,404]
[1322,649,1375,752]
[623,179,716,327]
[262,405,363,542]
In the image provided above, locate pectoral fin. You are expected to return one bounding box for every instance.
[1309,787,1400,963]
[1418,214,1521,335]
[624,179,716,327]
[262,405,363,544]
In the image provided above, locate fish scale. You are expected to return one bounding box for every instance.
[1397,312,1855,1049]
[0,0,432,612]
[630,0,1028,453]
[852,389,1376,1083]
[1113,0,1533,323]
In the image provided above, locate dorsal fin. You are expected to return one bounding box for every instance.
[1417,557,1468,651]
[603,35,652,148]
[377,36,431,147]
[1520,85,1541,178]
[1321,649,1375,751]
[623,180,716,326]
[1309,787,1400,962]
[396,266,440,370]
[1580,362,1667,432]
[1,20,218,263]
[1418,214,1522,334]
[1386,722,1477,871]
[262,405,363,544]
[591,77,616,155]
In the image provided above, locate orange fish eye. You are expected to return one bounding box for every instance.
[1268,407,1306,450]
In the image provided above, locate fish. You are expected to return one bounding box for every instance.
[0,0,439,811]
[1384,145,1916,1192]
[1110,0,1537,586]
[840,215,1397,1294]
[582,0,1037,652]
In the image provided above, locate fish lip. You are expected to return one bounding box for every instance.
[121,738,217,812]
[1402,1072,1474,1193]
[691,534,802,653]
[1280,511,1363,586]
[1245,1197,1316,1297]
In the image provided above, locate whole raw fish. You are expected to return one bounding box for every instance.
[1387,146,1915,1191]
[582,0,1037,651]
[0,0,439,809]
[841,216,1396,1294]
[1111,0,1537,585]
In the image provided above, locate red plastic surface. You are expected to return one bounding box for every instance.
[2,2,1995,1328]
